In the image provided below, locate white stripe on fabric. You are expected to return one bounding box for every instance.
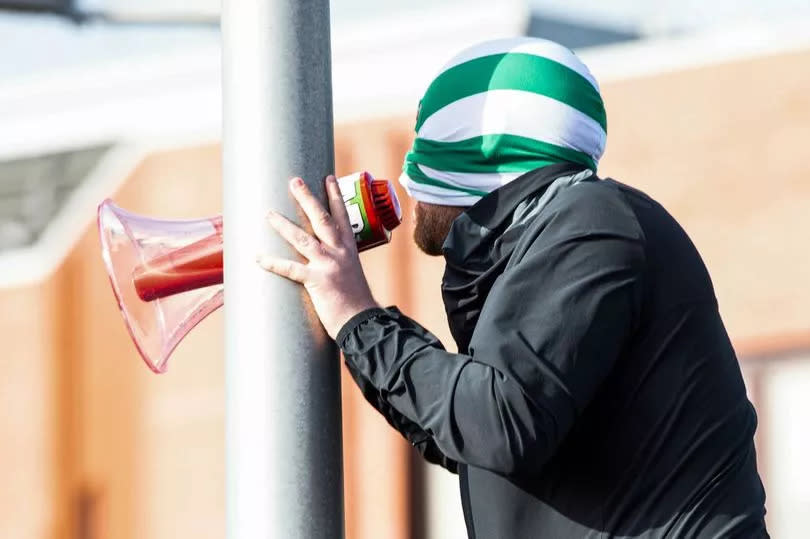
[438,37,599,91]
[417,89,606,161]
[398,172,484,207]
[417,164,524,191]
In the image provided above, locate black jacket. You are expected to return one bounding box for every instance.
[337,163,768,538]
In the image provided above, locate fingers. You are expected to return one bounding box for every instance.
[256,254,309,283]
[288,177,341,248]
[267,210,323,260]
[325,175,355,245]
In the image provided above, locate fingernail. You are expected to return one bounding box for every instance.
[291,177,305,188]
[265,210,277,220]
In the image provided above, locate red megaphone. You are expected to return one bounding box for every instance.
[98,172,401,373]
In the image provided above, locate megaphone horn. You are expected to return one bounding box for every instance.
[98,172,402,373]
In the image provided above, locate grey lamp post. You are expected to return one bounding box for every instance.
[222,0,344,537]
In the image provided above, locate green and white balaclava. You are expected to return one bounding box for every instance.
[399,37,607,206]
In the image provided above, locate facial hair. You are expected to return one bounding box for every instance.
[412,202,467,256]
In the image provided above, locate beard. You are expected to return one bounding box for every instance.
[412,202,467,256]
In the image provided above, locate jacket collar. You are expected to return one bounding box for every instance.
[442,162,587,268]
[440,162,589,352]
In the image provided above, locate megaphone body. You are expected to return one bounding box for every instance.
[98,172,401,373]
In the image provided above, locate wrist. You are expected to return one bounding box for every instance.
[334,305,388,345]
[331,299,380,339]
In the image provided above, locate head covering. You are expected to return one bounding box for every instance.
[399,37,607,206]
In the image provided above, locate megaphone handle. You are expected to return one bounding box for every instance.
[133,230,224,302]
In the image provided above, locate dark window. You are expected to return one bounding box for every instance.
[0,145,110,251]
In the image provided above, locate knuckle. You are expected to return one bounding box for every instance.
[289,265,304,282]
[315,211,332,227]
[315,243,330,258]
[338,244,357,258]
[333,245,349,259]
[322,256,339,270]
[287,262,305,281]
[295,231,312,247]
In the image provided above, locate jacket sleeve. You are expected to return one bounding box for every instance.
[338,205,645,476]
[341,344,458,473]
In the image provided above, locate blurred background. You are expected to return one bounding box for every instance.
[1,0,809,537]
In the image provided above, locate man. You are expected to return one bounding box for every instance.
[258,38,768,538]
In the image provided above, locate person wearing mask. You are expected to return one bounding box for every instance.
[258,37,768,538]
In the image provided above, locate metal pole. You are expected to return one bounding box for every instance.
[221,1,344,538]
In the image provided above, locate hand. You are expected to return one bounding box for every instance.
[257,175,379,339]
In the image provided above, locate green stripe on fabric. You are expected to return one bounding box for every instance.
[407,134,596,173]
[416,53,606,133]
[403,162,490,197]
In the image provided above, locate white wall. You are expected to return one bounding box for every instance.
[425,467,467,539]
[763,356,810,538]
